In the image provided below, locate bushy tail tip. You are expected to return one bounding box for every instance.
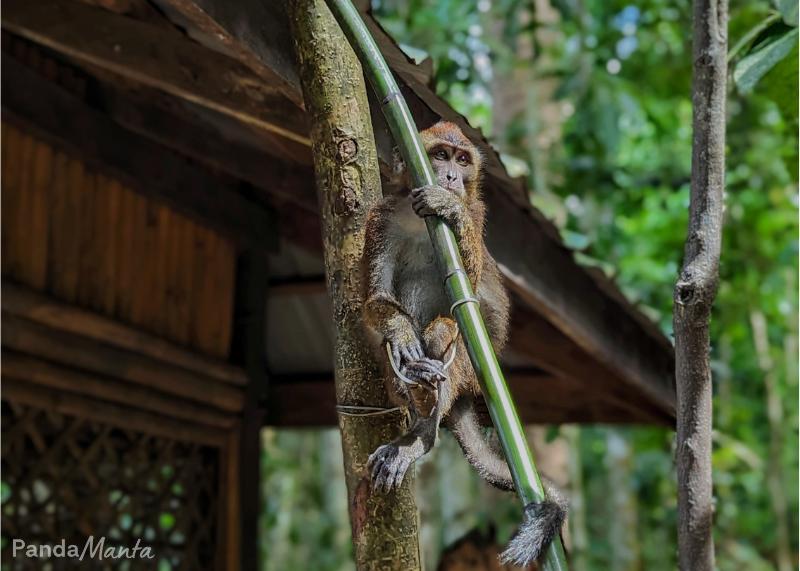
[499,500,566,567]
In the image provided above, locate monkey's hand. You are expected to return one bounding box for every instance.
[410,185,464,225]
[386,322,425,370]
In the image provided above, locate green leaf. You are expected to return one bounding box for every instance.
[734,26,799,92]
[761,40,799,124]
[776,0,799,26]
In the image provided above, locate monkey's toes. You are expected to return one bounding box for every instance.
[391,338,424,365]
[402,358,447,387]
[367,444,412,493]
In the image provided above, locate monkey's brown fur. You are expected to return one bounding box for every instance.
[363,121,509,418]
[361,121,565,566]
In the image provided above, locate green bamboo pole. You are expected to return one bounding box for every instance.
[325,2,569,569]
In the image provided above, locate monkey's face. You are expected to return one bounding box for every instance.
[418,121,481,199]
[427,144,477,198]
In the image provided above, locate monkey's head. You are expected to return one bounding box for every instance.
[420,121,482,199]
[390,121,483,199]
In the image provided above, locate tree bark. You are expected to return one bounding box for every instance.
[673,1,727,570]
[287,2,422,570]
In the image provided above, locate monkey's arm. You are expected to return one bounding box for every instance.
[362,201,425,366]
[410,185,485,286]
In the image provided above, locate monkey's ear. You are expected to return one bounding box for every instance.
[387,146,408,189]
[391,146,405,176]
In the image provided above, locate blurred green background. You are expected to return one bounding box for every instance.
[260,1,799,569]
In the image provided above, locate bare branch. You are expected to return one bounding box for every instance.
[674,1,728,569]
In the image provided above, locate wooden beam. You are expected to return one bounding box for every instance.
[2,312,245,412]
[2,377,227,446]
[1,0,310,147]
[153,0,302,106]
[2,32,322,253]
[268,275,327,297]
[266,375,337,427]
[218,424,242,571]
[507,300,673,426]
[260,276,670,424]
[3,281,247,386]
[1,52,278,251]
[2,350,235,428]
[229,251,269,571]
[92,81,317,201]
[264,369,649,427]
[502,261,675,415]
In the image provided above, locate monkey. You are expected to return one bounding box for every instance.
[361,121,566,567]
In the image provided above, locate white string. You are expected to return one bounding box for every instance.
[386,342,419,386]
[385,341,458,385]
[336,405,403,417]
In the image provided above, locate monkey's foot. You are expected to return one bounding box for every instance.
[368,443,415,493]
[401,358,446,390]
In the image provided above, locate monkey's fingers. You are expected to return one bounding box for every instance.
[412,205,437,218]
[410,184,440,198]
[418,357,447,375]
[391,346,402,369]
[403,360,445,383]
[412,192,436,216]
[410,358,448,384]
[406,359,442,374]
[368,445,389,482]
[368,444,407,493]
[390,457,411,491]
[399,341,424,364]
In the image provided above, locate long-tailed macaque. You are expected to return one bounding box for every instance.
[362,121,565,566]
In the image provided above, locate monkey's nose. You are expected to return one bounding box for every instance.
[446,172,457,182]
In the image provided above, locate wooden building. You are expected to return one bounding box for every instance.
[0,1,676,569]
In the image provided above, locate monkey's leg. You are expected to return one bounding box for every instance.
[369,378,450,493]
[445,396,515,491]
[369,317,461,493]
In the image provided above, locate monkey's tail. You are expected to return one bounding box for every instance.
[445,396,567,566]
[499,500,566,567]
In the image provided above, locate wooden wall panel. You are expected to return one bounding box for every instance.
[2,122,236,358]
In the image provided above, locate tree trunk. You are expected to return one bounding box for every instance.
[750,310,793,571]
[673,1,727,570]
[287,2,422,570]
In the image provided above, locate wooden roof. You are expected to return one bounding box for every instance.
[1,0,676,426]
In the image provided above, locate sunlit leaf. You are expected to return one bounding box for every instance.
[776,0,799,26]
[734,26,799,92]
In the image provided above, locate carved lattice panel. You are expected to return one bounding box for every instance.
[1,400,220,570]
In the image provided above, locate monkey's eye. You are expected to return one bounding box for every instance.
[433,149,448,161]
[456,153,471,165]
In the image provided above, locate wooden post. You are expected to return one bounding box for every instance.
[674,0,727,569]
[231,250,270,571]
[287,2,422,569]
